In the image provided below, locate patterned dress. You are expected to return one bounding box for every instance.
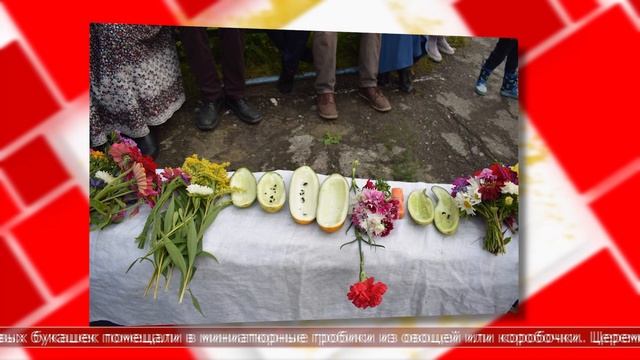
[90,24,185,146]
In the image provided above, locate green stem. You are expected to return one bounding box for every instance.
[357,231,366,282]
[94,169,133,201]
[153,252,164,300]
[165,265,173,291]
[101,190,135,203]
[178,267,191,304]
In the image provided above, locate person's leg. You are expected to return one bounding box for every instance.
[500,39,519,99]
[476,38,511,96]
[483,38,511,72]
[359,32,380,88]
[283,30,310,72]
[426,35,442,62]
[313,31,337,94]
[359,33,391,112]
[179,27,224,130]
[275,30,310,94]
[437,36,455,55]
[219,28,262,124]
[313,32,338,119]
[397,66,413,93]
[504,39,518,74]
[218,28,246,100]
[179,27,223,102]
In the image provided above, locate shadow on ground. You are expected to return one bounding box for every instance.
[154,37,519,183]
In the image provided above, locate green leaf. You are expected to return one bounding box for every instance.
[188,288,205,317]
[186,218,198,268]
[198,250,219,263]
[126,256,154,273]
[159,253,172,275]
[163,237,187,276]
[339,239,358,250]
[90,199,108,215]
[172,211,179,227]
[163,195,175,235]
[125,258,139,273]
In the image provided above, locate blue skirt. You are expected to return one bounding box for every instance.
[379,34,425,73]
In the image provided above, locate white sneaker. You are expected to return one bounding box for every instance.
[425,37,442,62]
[438,37,455,55]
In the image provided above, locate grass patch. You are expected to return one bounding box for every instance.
[322,132,342,145]
[447,36,468,49]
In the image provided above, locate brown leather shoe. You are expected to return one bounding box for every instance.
[317,93,338,120]
[359,87,392,112]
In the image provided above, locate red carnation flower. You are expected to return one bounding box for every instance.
[479,182,503,201]
[364,179,376,190]
[140,155,157,177]
[347,277,387,309]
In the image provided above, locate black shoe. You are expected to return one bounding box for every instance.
[195,98,223,131]
[398,67,414,93]
[226,98,262,124]
[378,72,390,87]
[277,68,296,94]
[133,133,159,159]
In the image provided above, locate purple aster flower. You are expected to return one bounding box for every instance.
[90,177,105,188]
[451,176,469,196]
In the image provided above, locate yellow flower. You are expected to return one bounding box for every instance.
[90,150,106,159]
[505,196,513,206]
[182,154,232,196]
[510,163,519,176]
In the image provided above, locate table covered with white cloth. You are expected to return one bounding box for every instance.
[90,170,519,325]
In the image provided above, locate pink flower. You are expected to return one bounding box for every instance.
[109,142,143,170]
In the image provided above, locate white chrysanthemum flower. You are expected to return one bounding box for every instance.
[455,192,476,216]
[501,181,519,195]
[467,178,482,205]
[366,213,386,236]
[95,170,116,184]
[186,183,214,196]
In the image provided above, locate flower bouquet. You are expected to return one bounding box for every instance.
[451,163,519,255]
[90,132,158,230]
[130,155,233,314]
[341,161,400,309]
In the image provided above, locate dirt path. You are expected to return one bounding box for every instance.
[154,37,519,183]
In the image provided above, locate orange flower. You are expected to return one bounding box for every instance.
[132,163,150,196]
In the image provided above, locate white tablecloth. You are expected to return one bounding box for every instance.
[90,171,519,325]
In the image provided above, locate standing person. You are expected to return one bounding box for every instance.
[267,30,312,94]
[378,34,425,93]
[179,27,262,131]
[313,32,391,120]
[424,35,455,63]
[475,38,518,99]
[90,24,185,158]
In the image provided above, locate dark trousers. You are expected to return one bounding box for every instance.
[179,27,245,101]
[484,38,518,74]
[267,30,310,73]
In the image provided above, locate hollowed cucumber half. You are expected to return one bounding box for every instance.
[257,172,286,213]
[407,189,434,225]
[230,168,257,208]
[432,185,460,235]
[288,166,320,224]
[316,174,349,233]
